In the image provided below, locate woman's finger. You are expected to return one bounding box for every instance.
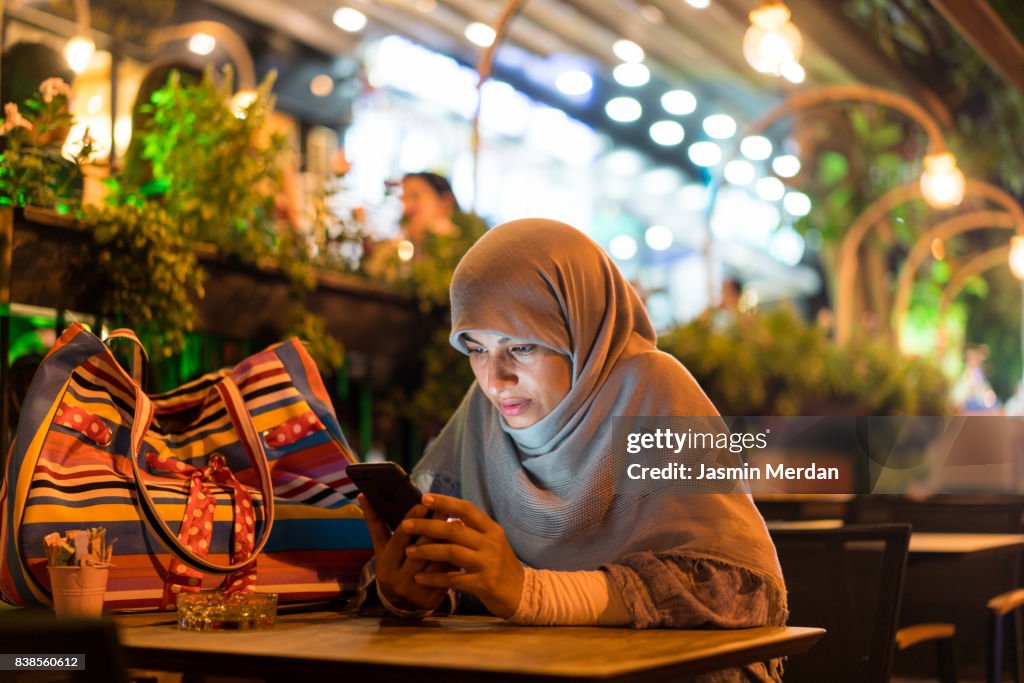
[384,504,430,555]
[413,570,474,591]
[420,494,495,532]
[406,542,481,570]
[357,494,391,556]
[400,517,481,547]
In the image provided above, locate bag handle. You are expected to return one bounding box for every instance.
[105,329,149,388]
[125,377,277,574]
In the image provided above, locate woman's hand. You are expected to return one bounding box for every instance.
[400,494,525,619]
[358,494,450,613]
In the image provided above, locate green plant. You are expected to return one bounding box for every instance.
[659,307,951,415]
[131,66,343,372]
[138,66,286,260]
[0,78,95,210]
[87,199,204,358]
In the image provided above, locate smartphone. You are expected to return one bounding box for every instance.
[346,462,425,531]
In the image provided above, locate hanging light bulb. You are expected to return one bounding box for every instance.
[1010,236,1024,280]
[64,35,95,74]
[920,152,965,209]
[743,1,803,76]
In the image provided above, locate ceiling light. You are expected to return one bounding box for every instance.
[612,39,645,63]
[465,22,496,47]
[740,135,772,160]
[743,1,803,76]
[702,113,737,139]
[920,151,965,209]
[188,32,216,56]
[605,97,642,123]
[678,184,708,210]
[661,90,697,115]
[64,36,94,74]
[310,74,335,97]
[781,60,805,83]
[772,154,801,177]
[755,176,786,201]
[650,120,685,146]
[555,70,593,96]
[642,167,682,194]
[770,225,805,266]
[609,234,638,260]
[686,0,711,7]
[333,7,368,32]
[688,141,722,167]
[604,149,644,175]
[783,191,812,216]
[645,225,674,251]
[724,160,755,185]
[613,63,650,87]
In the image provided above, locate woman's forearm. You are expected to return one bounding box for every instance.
[509,567,631,626]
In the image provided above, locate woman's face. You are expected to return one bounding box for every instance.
[463,332,572,428]
[401,176,453,237]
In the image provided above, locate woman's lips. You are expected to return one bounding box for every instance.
[499,399,531,417]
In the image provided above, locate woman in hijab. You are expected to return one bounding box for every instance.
[359,219,786,680]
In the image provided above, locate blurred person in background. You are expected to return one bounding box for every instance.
[363,171,486,310]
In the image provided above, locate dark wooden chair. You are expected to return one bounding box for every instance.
[847,494,1024,681]
[988,588,1024,683]
[770,523,911,683]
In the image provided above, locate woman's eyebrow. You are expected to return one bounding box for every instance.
[463,334,514,345]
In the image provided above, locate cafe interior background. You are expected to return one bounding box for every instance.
[2,0,1024,481]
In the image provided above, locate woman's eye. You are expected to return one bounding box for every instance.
[467,346,485,354]
[511,345,535,355]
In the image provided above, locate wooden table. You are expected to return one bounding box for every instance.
[764,523,1024,556]
[907,532,1024,555]
[117,609,823,683]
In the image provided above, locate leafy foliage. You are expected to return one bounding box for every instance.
[844,0,1024,396]
[659,307,951,415]
[88,199,204,358]
[138,67,286,259]
[134,67,343,373]
[0,78,94,210]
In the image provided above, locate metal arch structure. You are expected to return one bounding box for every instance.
[705,84,954,310]
[935,245,1013,356]
[836,178,1024,344]
[892,210,1018,349]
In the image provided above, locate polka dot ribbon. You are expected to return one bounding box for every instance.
[55,402,112,446]
[146,452,259,610]
[263,411,325,448]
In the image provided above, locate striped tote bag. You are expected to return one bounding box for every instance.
[0,323,372,610]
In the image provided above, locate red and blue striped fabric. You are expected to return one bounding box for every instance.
[1,324,372,610]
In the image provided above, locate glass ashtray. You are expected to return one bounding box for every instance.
[176,590,278,631]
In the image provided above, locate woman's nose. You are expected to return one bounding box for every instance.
[486,357,517,395]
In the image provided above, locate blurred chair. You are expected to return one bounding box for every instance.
[847,494,1024,680]
[771,523,910,683]
[987,587,1024,683]
[0,611,130,683]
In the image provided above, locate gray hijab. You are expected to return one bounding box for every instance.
[414,218,783,591]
